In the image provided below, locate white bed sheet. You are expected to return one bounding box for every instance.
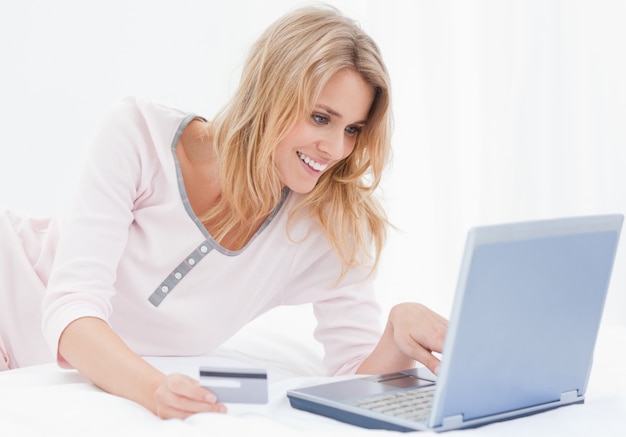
[2,323,625,437]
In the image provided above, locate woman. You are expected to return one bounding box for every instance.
[0,4,447,419]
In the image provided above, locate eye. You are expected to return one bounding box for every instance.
[345,125,362,136]
[311,113,329,125]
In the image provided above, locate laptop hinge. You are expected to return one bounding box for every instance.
[442,414,464,428]
[560,390,579,403]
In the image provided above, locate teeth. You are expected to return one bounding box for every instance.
[297,151,328,172]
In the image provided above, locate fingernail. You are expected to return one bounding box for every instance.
[205,394,217,403]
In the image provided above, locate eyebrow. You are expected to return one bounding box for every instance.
[316,105,368,125]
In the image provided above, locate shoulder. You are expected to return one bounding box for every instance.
[99,96,190,131]
[178,118,213,165]
[91,96,195,157]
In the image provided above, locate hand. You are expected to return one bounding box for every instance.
[387,302,448,375]
[154,373,227,419]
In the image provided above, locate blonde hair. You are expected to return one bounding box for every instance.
[207,4,392,279]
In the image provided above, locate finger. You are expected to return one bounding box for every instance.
[413,327,446,356]
[412,315,448,356]
[167,373,213,400]
[415,350,441,376]
[155,374,228,418]
[392,303,448,354]
[159,387,228,413]
[400,340,442,376]
[156,399,227,420]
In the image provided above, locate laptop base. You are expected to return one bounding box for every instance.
[287,395,420,432]
[288,392,585,433]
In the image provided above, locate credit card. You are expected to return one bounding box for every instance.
[199,366,268,404]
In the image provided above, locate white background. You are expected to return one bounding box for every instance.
[1,0,624,333]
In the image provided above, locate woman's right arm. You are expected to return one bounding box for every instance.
[58,316,226,418]
[43,98,225,418]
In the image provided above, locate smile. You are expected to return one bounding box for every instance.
[297,151,328,172]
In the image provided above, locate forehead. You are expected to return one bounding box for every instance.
[315,69,375,123]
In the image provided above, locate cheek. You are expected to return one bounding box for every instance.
[343,139,358,159]
[276,125,305,155]
[274,136,298,176]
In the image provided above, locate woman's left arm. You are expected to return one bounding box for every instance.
[357,302,448,376]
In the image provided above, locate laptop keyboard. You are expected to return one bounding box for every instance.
[350,386,436,422]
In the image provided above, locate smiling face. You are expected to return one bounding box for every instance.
[274,68,375,194]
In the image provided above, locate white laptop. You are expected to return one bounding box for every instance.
[287,214,623,432]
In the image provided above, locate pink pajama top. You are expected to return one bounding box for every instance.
[15,96,383,375]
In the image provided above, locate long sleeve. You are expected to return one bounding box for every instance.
[41,97,181,364]
[281,217,383,376]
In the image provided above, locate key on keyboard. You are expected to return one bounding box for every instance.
[350,386,435,422]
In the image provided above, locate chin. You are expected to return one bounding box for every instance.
[281,172,322,195]
[288,185,316,195]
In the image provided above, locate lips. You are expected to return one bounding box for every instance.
[297,151,328,172]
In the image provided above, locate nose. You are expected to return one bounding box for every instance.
[318,128,348,160]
